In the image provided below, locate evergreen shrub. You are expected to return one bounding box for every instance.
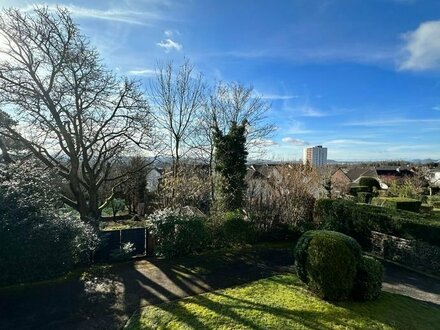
[372,197,422,213]
[294,230,362,301]
[222,210,254,245]
[147,209,208,258]
[352,255,383,301]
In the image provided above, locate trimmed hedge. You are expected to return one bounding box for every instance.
[372,197,422,213]
[314,199,396,249]
[359,177,381,191]
[357,192,372,204]
[314,199,440,249]
[352,256,383,301]
[350,185,371,195]
[427,195,440,209]
[420,204,434,213]
[222,211,254,245]
[294,230,362,301]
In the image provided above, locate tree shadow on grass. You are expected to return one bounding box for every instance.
[336,291,440,330]
[130,274,440,330]
[129,287,347,330]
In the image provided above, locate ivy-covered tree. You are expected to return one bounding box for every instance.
[213,120,248,212]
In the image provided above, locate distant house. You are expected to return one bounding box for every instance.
[146,167,164,192]
[246,163,327,199]
[375,166,414,182]
[330,168,350,195]
[331,166,415,193]
[246,164,282,198]
[428,168,440,195]
[246,164,282,182]
[145,164,210,193]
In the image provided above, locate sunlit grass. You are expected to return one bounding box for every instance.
[127,274,440,330]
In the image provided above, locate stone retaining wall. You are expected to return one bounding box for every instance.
[371,231,440,276]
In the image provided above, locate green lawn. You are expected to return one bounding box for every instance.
[126,274,440,330]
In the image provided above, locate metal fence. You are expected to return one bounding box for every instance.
[94,227,155,261]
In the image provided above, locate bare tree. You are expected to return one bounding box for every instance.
[149,60,206,176]
[212,82,275,147]
[194,82,275,201]
[246,164,319,235]
[0,110,24,163]
[0,7,154,224]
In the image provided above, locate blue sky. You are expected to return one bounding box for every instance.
[3,0,440,161]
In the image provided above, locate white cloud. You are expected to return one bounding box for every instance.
[400,20,440,71]
[127,68,156,76]
[282,137,309,146]
[157,38,183,52]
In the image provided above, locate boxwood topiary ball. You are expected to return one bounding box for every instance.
[352,255,383,301]
[295,230,362,301]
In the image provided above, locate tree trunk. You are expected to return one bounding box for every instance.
[0,138,13,164]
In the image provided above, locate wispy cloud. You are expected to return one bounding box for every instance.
[325,139,387,146]
[200,45,396,66]
[282,137,310,146]
[127,68,156,76]
[261,94,297,100]
[164,29,180,37]
[433,106,440,111]
[255,139,278,146]
[282,120,315,135]
[157,38,183,52]
[344,118,440,127]
[21,4,168,26]
[296,105,327,117]
[254,91,298,100]
[400,20,440,71]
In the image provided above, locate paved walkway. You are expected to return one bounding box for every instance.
[0,245,293,330]
[0,245,439,330]
[382,261,440,305]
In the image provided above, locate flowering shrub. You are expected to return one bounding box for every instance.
[110,242,135,261]
[0,161,99,286]
[147,208,209,258]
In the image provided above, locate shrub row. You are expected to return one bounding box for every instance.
[371,197,422,213]
[427,195,440,209]
[349,185,371,195]
[147,209,210,259]
[147,209,254,259]
[358,177,381,191]
[314,199,440,249]
[295,230,383,301]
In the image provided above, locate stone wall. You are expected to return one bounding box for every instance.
[371,231,440,276]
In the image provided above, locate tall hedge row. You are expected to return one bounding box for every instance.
[371,197,422,213]
[314,199,440,249]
